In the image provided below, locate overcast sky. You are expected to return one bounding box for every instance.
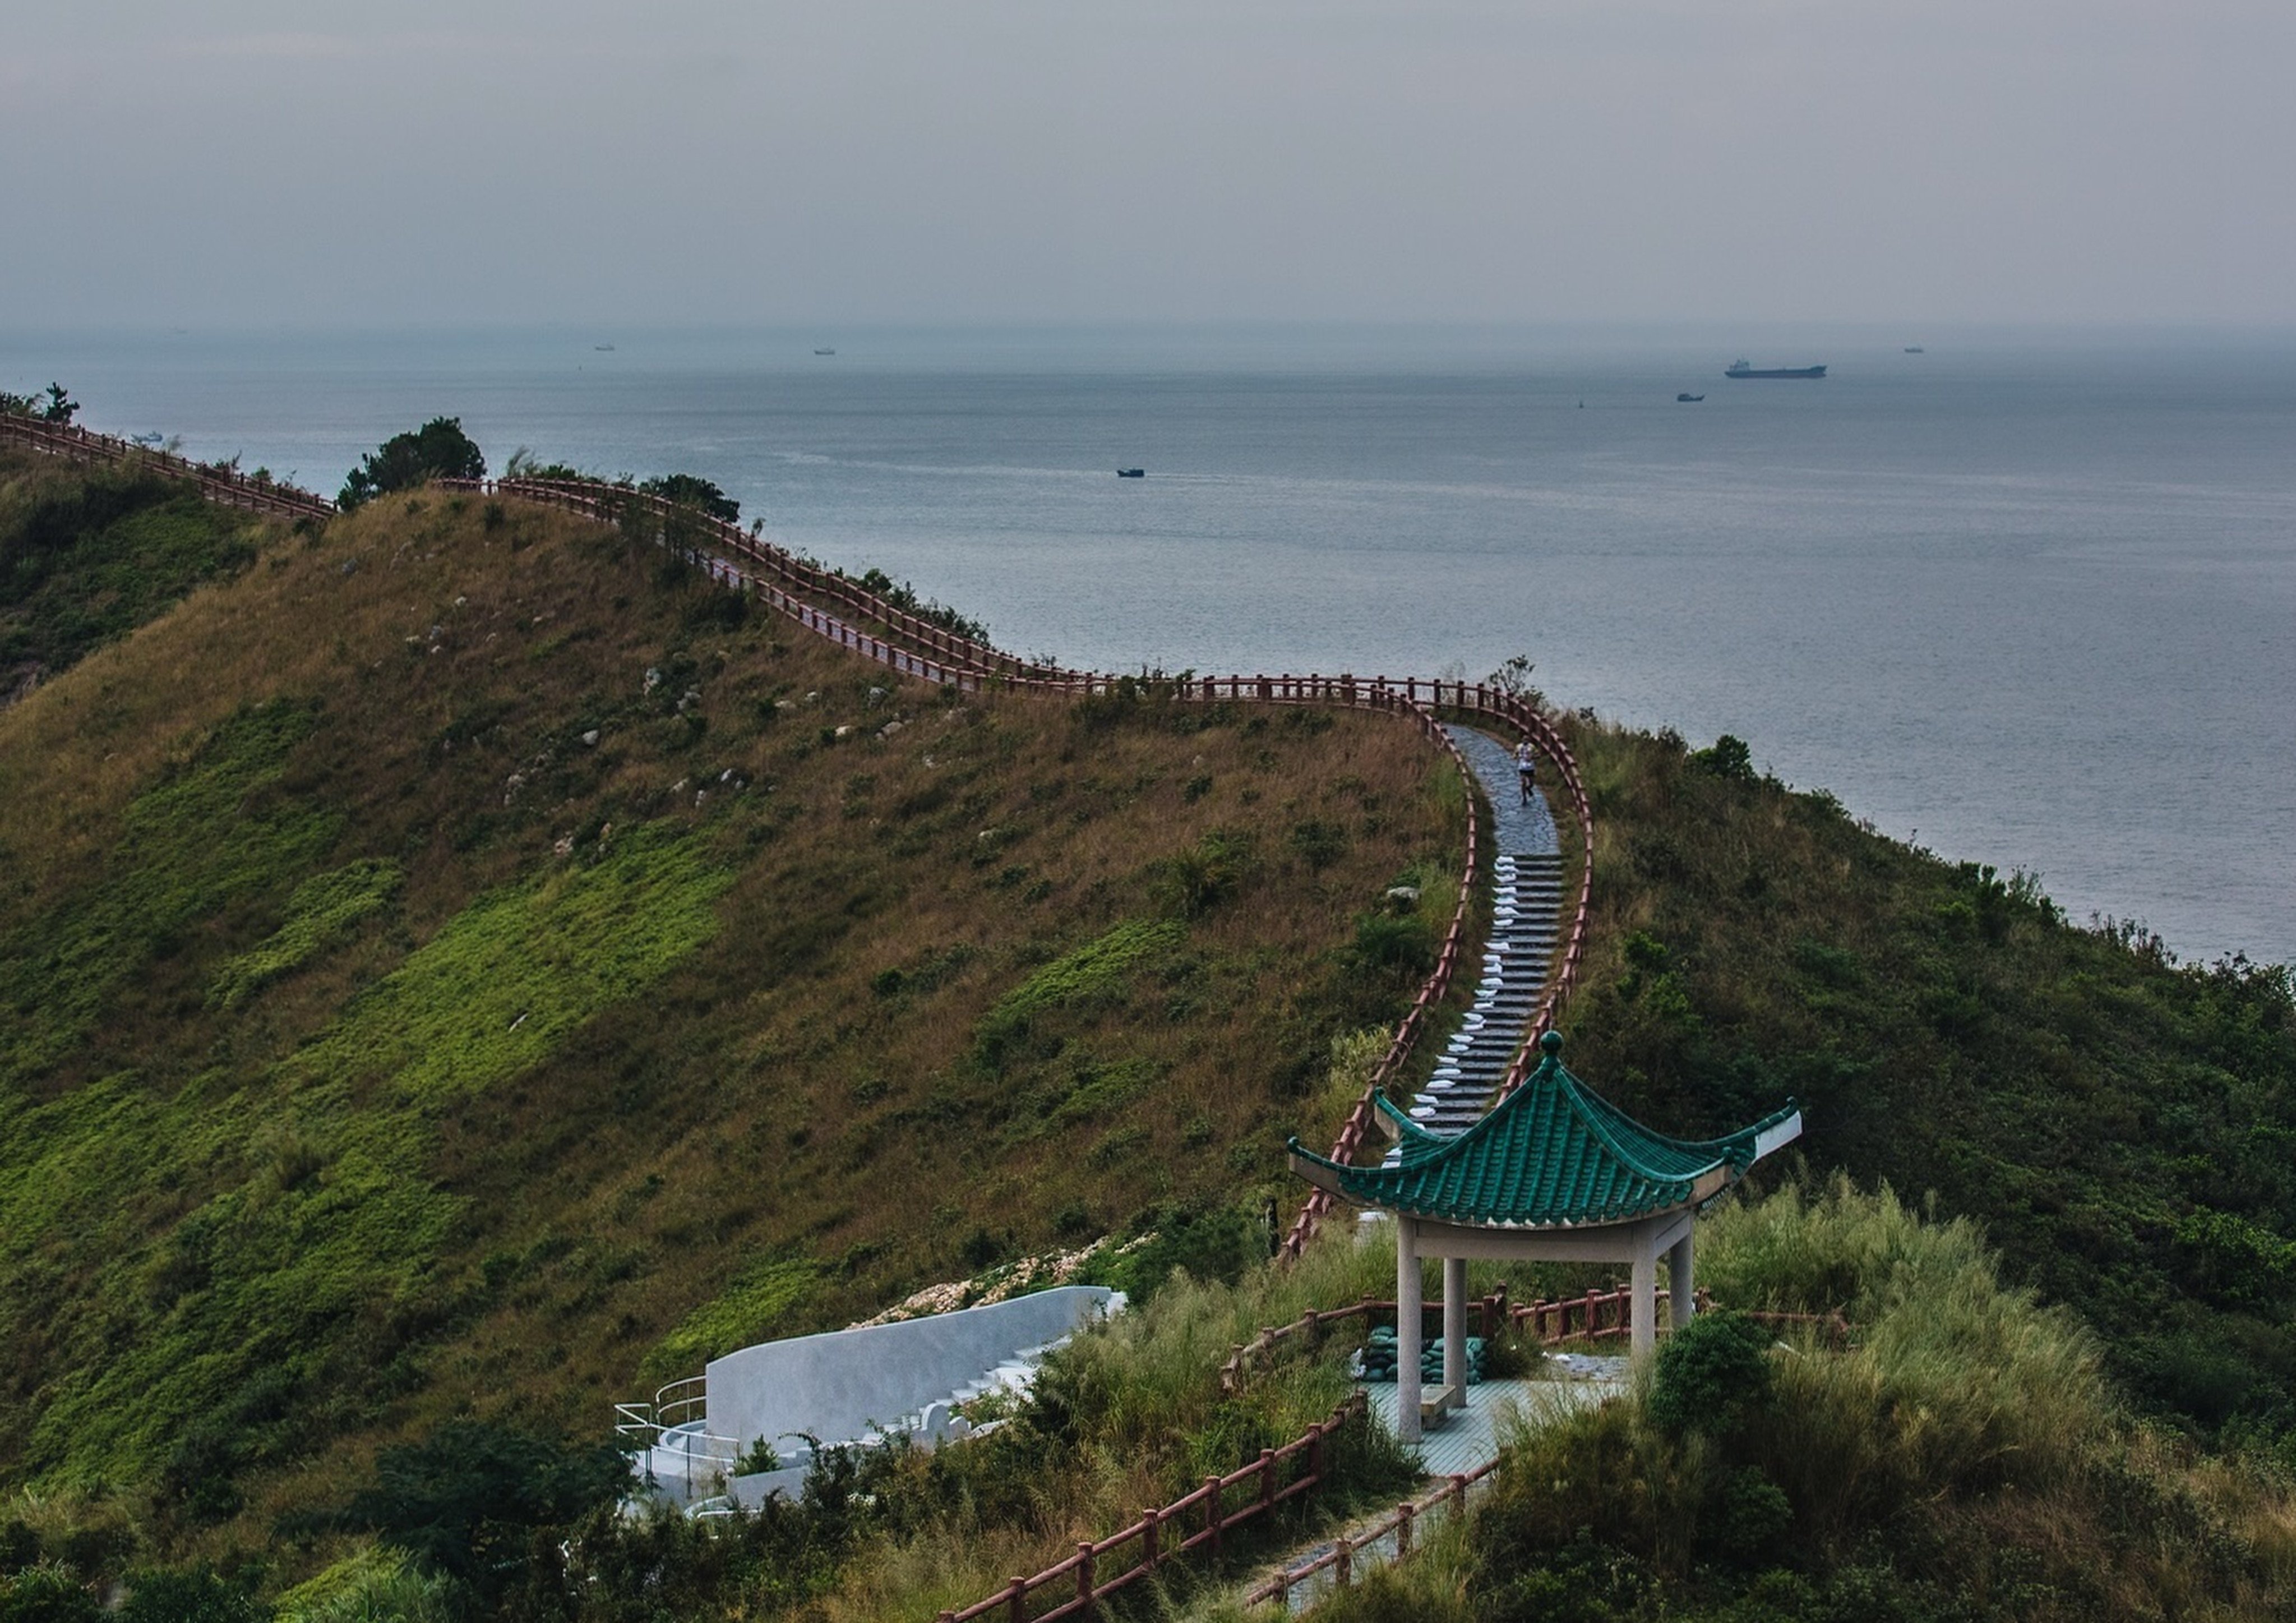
[5,0,2290,330]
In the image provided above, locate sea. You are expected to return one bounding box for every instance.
[7,322,2292,969]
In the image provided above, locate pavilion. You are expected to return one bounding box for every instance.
[1288,1031,1800,1441]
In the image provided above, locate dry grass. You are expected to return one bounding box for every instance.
[0,483,1470,1568]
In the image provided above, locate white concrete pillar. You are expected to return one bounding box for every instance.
[1630,1241,1657,1359]
[1667,1230,1696,1331]
[1396,1219,1422,1444]
[1443,1256,1468,1412]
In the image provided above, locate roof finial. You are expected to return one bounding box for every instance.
[1540,1029,1564,1058]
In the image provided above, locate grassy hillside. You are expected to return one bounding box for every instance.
[0,477,1465,1553]
[1,444,285,700]
[1550,718,2296,1442]
[1274,1183,2296,1623]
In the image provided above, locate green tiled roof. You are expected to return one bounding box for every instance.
[1289,1032,1800,1229]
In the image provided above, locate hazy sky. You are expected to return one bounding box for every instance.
[5,0,2290,329]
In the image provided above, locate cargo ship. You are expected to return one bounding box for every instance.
[1726,359,1826,379]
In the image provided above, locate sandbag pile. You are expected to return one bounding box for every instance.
[1353,1325,1486,1384]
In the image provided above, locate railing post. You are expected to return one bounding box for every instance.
[1205,1475,1222,1553]
[1260,1447,1276,1510]
[1006,1575,1027,1623]
[1451,1474,1469,1518]
[1142,1505,1159,1567]
[1336,1534,1352,1587]
[1077,1542,1094,1609]
[1397,1500,1415,1557]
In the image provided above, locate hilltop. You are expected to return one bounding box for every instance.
[5,437,2295,1621]
[0,455,1464,1546]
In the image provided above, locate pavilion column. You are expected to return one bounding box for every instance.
[1396,1218,1422,1444]
[1443,1256,1468,1413]
[1630,1234,1658,1359]
[1667,1230,1696,1331]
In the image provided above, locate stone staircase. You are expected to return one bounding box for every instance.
[1389,726,1563,1155]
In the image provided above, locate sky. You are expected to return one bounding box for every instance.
[4,0,2292,330]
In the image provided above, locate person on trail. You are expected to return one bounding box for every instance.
[1514,740,1537,805]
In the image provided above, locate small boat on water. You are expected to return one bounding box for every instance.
[1904,345,1925,354]
[594,344,615,352]
[1116,468,1145,478]
[1726,359,1826,379]
[1676,393,1704,403]
[815,348,837,356]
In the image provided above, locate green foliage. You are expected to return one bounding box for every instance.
[274,1551,455,1623]
[1690,732,1756,781]
[851,566,988,643]
[288,826,732,1104]
[973,919,1185,1061]
[117,1567,268,1623]
[208,859,403,1009]
[1558,714,2296,1440]
[648,1258,823,1377]
[342,1423,626,1606]
[637,473,739,524]
[1447,1182,2270,1619]
[1152,829,1257,919]
[338,419,484,510]
[1,459,264,677]
[0,699,336,1086]
[0,1566,100,1623]
[1288,818,1348,871]
[1645,1312,1774,1437]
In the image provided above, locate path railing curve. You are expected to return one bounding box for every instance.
[2,427,1599,1257]
[0,414,335,522]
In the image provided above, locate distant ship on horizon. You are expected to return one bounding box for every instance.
[1725,359,1826,379]
[1905,345,1925,354]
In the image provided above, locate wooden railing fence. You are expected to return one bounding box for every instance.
[1,426,1600,1258]
[1245,1460,1499,1609]
[931,1392,1366,1623]
[0,414,335,521]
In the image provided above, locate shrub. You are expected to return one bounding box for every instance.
[338,418,484,510]
[1646,1311,1774,1437]
[340,1422,627,1602]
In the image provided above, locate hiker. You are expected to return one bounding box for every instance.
[1514,740,1537,804]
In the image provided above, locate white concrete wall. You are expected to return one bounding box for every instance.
[704,1286,1115,1458]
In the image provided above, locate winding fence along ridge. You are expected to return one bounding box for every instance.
[0,414,336,522]
[8,419,1604,1614]
[451,472,1597,1257]
[0,413,1597,1243]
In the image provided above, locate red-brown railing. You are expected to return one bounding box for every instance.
[1218,1293,1513,1395]
[1245,1461,1498,1608]
[451,475,1598,1256]
[0,413,336,522]
[932,1392,1366,1623]
[2,426,1599,1261]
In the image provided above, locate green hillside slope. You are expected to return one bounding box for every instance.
[0,480,1463,1542]
[1550,721,2296,1438]
[1,444,284,700]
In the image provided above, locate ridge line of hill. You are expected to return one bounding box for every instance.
[0,408,1598,1248]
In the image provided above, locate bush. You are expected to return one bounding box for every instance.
[117,1569,267,1623]
[1646,1311,1775,1437]
[340,1422,627,1603]
[339,418,484,510]
[0,1566,100,1623]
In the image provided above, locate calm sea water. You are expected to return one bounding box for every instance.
[8,324,2292,967]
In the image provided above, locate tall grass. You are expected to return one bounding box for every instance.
[1427,1180,2296,1620]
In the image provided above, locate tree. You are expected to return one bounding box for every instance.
[339,417,485,510]
[38,384,77,426]
[639,473,740,524]
[341,1421,628,1606]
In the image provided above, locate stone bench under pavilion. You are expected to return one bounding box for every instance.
[1288,1031,1800,1442]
